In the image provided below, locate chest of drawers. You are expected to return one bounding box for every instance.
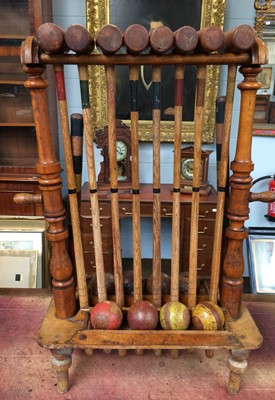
[80,182,217,278]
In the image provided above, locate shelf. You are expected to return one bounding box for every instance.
[0,80,26,85]
[0,0,58,216]
[0,123,35,127]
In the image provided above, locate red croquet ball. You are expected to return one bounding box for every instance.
[160,301,190,330]
[90,301,123,330]
[127,300,158,330]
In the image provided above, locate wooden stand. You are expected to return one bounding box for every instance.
[20,25,270,394]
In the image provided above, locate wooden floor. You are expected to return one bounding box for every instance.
[0,290,275,400]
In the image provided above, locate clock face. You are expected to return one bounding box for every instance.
[181,158,202,181]
[181,158,194,180]
[116,140,127,162]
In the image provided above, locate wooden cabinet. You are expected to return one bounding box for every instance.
[254,94,270,123]
[0,0,58,216]
[80,182,217,278]
[181,203,217,277]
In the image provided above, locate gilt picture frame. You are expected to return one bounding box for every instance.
[257,66,272,89]
[86,0,226,143]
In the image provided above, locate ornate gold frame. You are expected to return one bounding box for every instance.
[254,1,275,38]
[86,0,226,143]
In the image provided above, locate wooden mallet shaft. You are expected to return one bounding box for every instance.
[78,64,107,303]
[188,65,207,309]
[54,64,89,309]
[63,26,108,302]
[105,64,124,308]
[170,64,184,302]
[70,113,83,202]
[129,65,143,302]
[152,64,162,308]
[209,64,237,304]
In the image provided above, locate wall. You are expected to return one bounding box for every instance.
[52,0,275,270]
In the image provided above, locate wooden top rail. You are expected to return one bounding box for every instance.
[21,44,266,67]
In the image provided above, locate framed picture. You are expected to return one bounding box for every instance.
[0,218,49,288]
[86,0,226,142]
[0,249,38,288]
[257,67,273,89]
[247,227,275,294]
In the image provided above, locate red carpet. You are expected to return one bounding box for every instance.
[0,292,274,399]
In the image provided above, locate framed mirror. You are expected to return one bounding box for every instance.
[86,0,226,142]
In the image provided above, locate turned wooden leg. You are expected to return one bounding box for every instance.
[227,349,250,394]
[51,349,73,393]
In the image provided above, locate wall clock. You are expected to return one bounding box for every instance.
[180,146,212,195]
[95,120,132,189]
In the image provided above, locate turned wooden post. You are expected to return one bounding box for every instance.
[24,64,76,319]
[221,65,262,320]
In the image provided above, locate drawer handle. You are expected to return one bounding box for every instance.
[198,227,208,234]
[90,207,104,213]
[121,207,132,215]
[197,263,205,271]
[198,244,207,251]
[162,208,173,216]
[199,210,209,218]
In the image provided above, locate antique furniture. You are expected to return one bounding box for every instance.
[80,182,217,279]
[0,0,58,216]
[21,22,270,394]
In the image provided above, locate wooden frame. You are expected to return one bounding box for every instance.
[86,0,226,143]
[247,228,275,294]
